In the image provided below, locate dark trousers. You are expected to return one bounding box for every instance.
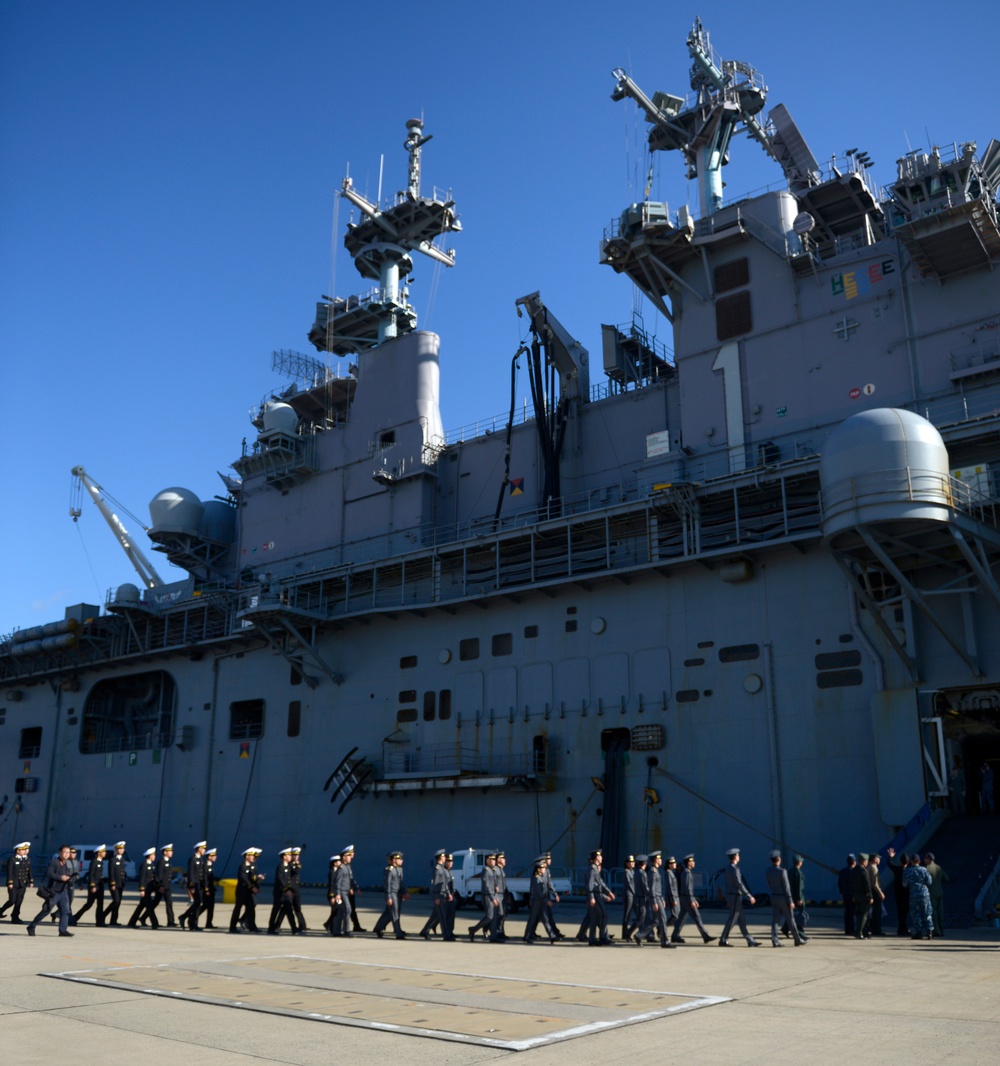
[621,892,637,940]
[128,889,161,928]
[30,889,71,932]
[180,885,205,929]
[674,897,712,940]
[74,882,106,925]
[106,885,124,924]
[720,895,754,943]
[374,895,404,937]
[268,893,298,932]
[231,888,258,931]
[853,896,872,937]
[0,885,27,921]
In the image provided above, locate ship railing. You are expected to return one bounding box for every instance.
[819,467,996,526]
[950,336,1000,375]
[79,730,175,755]
[379,744,539,779]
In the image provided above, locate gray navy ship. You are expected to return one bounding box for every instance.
[4,22,1000,897]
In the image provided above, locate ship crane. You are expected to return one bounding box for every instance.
[70,465,165,589]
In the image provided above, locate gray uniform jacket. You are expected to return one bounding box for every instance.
[724,863,752,901]
[764,866,792,898]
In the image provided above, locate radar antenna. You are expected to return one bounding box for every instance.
[611,19,819,215]
[308,119,462,356]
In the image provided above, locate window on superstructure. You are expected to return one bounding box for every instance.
[287,701,301,738]
[18,726,42,759]
[397,707,417,723]
[290,665,303,686]
[459,638,479,661]
[423,691,436,721]
[492,633,513,657]
[524,625,539,638]
[399,690,417,703]
[230,699,265,740]
[400,655,417,669]
[716,291,752,341]
[438,689,452,720]
[713,258,749,293]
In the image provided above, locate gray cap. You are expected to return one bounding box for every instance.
[858,852,869,861]
[648,850,662,859]
[726,848,740,857]
[635,854,648,863]
[769,849,781,860]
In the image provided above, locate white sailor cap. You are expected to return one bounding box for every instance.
[279,847,292,855]
[242,847,255,856]
[161,843,173,850]
[15,841,30,849]
[252,847,262,854]
[95,844,107,851]
[330,854,341,862]
[114,841,126,848]
[207,848,217,855]
[144,847,156,857]
[194,840,207,849]
[341,843,355,854]
[292,847,302,854]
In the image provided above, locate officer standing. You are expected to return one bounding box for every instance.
[719,847,759,947]
[0,841,33,923]
[179,841,208,930]
[156,844,177,927]
[230,847,262,933]
[373,850,408,939]
[72,843,107,927]
[106,841,128,926]
[764,851,806,947]
[785,855,807,939]
[128,847,162,929]
[672,853,716,944]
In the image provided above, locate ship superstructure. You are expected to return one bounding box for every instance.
[3,25,1000,897]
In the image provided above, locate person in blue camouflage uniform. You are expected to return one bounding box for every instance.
[902,853,933,939]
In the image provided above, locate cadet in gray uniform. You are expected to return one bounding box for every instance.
[631,854,649,944]
[442,854,457,940]
[583,849,615,945]
[523,859,554,943]
[719,848,760,946]
[420,849,450,939]
[468,853,497,941]
[492,852,508,942]
[672,853,716,943]
[621,855,638,941]
[764,851,806,946]
[645,852,676,948]
[542,854,564,940]
[373,851,407,939]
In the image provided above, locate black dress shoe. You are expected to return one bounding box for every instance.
[59,931,74,937]
[27,925,35,936]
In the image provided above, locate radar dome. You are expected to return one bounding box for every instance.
[820,408,953,539]
[261,402,299,435]
[199,500,236,543]
[149,487,205,536]
[114,583,140,605]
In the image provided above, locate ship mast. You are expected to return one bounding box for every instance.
[309,119,462,355]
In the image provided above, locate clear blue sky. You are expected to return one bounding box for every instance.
[1,0,994,635]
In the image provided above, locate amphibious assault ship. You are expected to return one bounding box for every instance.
[4,22,1000,897]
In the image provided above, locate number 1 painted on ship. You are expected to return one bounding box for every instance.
[712,341,746,473]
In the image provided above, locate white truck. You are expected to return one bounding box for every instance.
[449,847,572,912]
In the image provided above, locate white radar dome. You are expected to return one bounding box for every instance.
[261,402,299,435]
[148,487,205,536]
[820,408,953,539]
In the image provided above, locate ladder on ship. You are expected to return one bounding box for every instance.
[323,746,375,814]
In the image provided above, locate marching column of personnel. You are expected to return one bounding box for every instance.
[3,838,942,945]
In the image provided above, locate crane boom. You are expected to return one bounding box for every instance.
[70,465,165,589]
